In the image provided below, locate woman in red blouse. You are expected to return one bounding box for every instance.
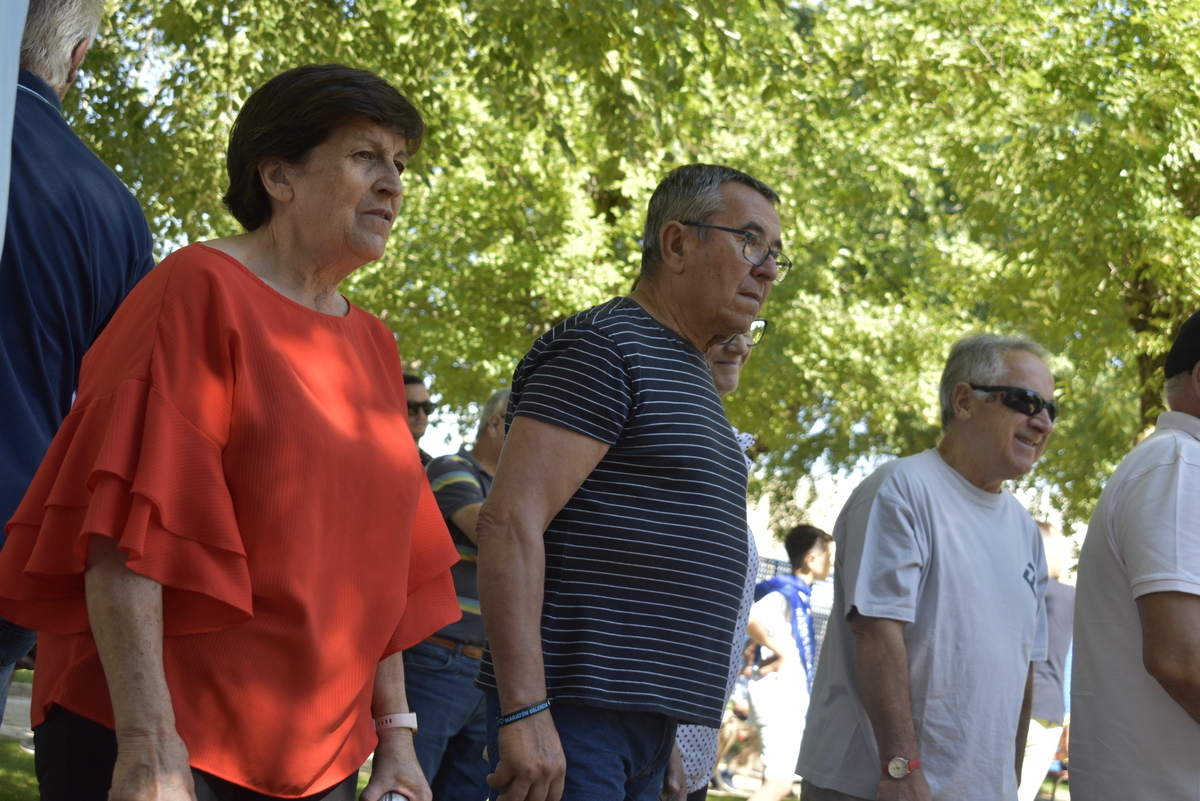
[0,65,459,801]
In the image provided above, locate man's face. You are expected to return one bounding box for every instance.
[705,332,753,397]
[405,382,431,442]
[682,182,782,346]
[807,540,835,583]
[970,350,1056,484]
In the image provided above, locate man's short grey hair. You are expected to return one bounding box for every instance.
[477,388,511,434]
[640,164,779,278]
[1165,371,1192,410]
[939,333,1051,431]
[20,0,105,95]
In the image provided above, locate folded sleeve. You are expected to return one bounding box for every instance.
[843,489,926,624]
[1117,456,1200,599]
[0,258,252,636]
[382,477,462,657]
[512,325,632,445]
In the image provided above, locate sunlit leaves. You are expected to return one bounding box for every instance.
[72,0,1200,530]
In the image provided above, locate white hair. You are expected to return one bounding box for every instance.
[476,388,511,435]
[20,0,105,95]
[1165,371,1193,410]
[939,333,1050,432]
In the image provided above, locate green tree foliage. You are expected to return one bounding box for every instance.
[68,0,1200,528]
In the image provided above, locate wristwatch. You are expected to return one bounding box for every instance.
[882,756,920,778]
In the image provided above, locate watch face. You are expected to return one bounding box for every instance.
[888,757,910,778]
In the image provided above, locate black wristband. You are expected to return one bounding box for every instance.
[497,699,551,726]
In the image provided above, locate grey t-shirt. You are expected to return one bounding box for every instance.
[798,449,1047,801]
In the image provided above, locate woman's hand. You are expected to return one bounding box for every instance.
[109,729,196,801]
[360,729,431,801]
[661,741,687,800]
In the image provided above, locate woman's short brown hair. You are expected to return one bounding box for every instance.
[223,64,425,231]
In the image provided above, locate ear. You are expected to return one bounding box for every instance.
[257,157,297,204]
[1189,366,1200,403]
[62,38,91,96]
[657,221,690,276]
[950,381,977,422]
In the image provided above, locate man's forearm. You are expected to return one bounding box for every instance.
[1015,663,1034,781]
[1137,592,1200,724]
[474,416,609,715]
[477,506,549,712]
[85,535,177,738]
[850,614,919,760]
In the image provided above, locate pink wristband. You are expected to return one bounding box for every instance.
[374,713,418,733]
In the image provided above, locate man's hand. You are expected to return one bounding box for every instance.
[1137,591,1200,724]
[487,712,566,801]
[875,769,933,801]
[360,729,431,801]
[662,742,686,800]
[108,730,196,801]
[745,616,787,676]
[755,653,785,676]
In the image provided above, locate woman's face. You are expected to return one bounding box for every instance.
[281,119,408,267]
[706,333,752,398]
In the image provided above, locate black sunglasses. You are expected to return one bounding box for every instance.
[971,385,1058,423]
[407,400,435,415]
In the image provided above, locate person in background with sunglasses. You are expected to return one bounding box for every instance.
[798,334,1056,801]
[405,373,437,465]
[1070,309,1200,801]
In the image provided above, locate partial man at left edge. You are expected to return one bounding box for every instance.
[0,0,155,718]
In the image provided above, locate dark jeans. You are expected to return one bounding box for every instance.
[34,706,358,801]
[0,615,36,720]
[402,640,490,800]
[485,695,677,801]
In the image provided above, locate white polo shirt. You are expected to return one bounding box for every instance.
[1072,411,1200,799]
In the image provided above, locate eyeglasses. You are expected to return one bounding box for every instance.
[720,319,769,347]
[970,385,1059,423]
[407,400,435,416]
[680,222,792,283]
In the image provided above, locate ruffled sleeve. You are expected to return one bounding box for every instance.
[0,256,252,635]
[382,474,462,657]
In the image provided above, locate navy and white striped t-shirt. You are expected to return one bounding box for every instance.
[476,297,750,727]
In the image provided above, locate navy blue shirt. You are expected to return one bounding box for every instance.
[476,298,750,727]
[0,70,154,544]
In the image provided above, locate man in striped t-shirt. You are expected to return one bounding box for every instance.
[476,164,787,801]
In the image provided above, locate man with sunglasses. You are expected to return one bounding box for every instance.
[405,388,510,800]
[476,164,784,801]
[404,372,436,465]
[1071,310,1200,801]
[799,334,1055,801]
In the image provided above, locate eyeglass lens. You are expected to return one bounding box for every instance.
[720,320,769,347]
[742,234,792,282]
[1002,389,1058,422]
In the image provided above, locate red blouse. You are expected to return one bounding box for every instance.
[0,243,460,795]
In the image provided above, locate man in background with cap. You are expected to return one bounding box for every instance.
[1070,310,1200,800]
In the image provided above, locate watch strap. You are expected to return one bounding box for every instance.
[374,712,418,733]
